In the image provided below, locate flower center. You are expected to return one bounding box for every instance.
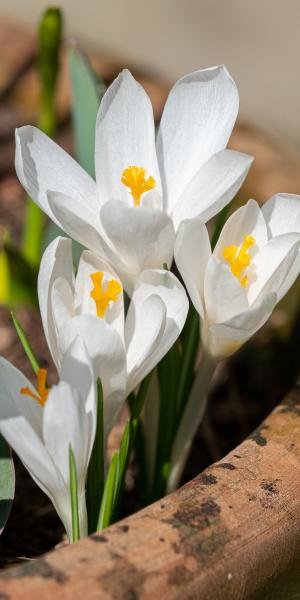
[222,234,256,288]
[121,165,156,206]
[90,271,122,318]
[20,369,49,407]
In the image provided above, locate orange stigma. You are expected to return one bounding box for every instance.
[121,165,156,206]
[20,369,49,407]
[222,234,256,288]
[90,271,122,318]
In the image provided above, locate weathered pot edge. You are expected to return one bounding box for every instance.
[0,386,299,600]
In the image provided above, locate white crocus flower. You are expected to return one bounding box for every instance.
[15,67,253,294]
[0,337,96,540]
[169,193,300,492]
[38,236,189,433]
[175,193,300,359]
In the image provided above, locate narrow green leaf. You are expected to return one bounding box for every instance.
[97,452,118,531]
[129,371,153,419]
[0,435,15,534]
[151,341,181,501]
[38,7,63,136]
[22,7,63,268]
[68,47,105,178]
[69,444,80,543]
[11,312,40,375]
[113,419,133,514]
[86,378,104,534]
[176,304,200,421]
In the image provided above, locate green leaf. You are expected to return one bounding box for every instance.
[151,341,181,501]
[11,312,40,375]
[22,8,63,269]
[69,444,80,543]
[86,378,104,534]
[0,434,15,534]
[129,371,153,419]
[38,7,63,136]
[68,47,105,178]
[176,304,200,421]
[97,452,118,531]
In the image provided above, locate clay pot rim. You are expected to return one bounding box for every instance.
[0,387,299,599]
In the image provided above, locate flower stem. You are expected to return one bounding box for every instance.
[69,444,80,543]
[167,351,218,493]
[86,378,104,534]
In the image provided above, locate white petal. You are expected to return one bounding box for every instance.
[60,335,96,417]
[0,415,60,501]
[214,199,268,259]
[51,277,74,351]
[276,252,300,302]
[95,69,161,204]
[15,126,97,224]
[204,257,248,324]
[58,315,126,435]
[0,357,43,437]
[0,359,59,498]
[248,233,300,304]
[43,382,90,489]
[100,199,175,281]
[174,219,211,319]
[38,237,74,366]
[172,150,253,229]
[203,292,277,358]
[126,269,189,392]
[125,294,166,393]
[157,65,239,211]
[250,234,300,303]
[75,250,124,341]
[262,193,300,237]
[48,191,112,257]
[43,381,89,538]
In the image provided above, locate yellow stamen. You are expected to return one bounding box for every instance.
[20,369,49,407]
[90,271,122,318]
[222,234,256,288]
[121,165,156,206]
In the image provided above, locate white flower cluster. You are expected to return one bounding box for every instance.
[0,66,299,538]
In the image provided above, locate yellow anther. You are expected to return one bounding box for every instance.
[121,165,156,206]
[20,369,49,407]
[90,271,122,318]
[222,234,256,288]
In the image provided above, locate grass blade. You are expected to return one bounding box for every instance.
[69,444,80,543]
[11,312,40,375]
[86,378,104,533]
[97,452,118,531]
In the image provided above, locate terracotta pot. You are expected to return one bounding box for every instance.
[0,388,298,598]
